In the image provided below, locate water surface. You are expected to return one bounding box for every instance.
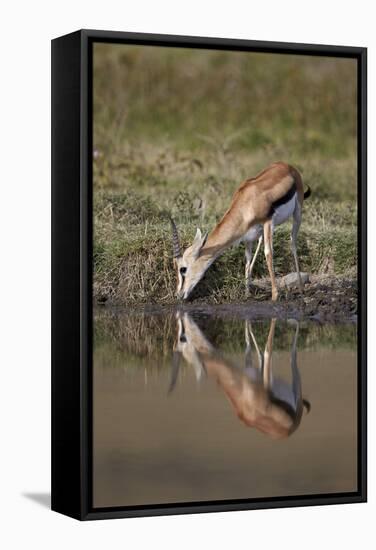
[93,309,357,508]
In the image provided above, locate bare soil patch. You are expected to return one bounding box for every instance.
[98,274,357,323]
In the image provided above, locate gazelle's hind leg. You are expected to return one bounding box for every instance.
[245,236,262,292]
[290,320,301,409]
[291,201,303,293]
[263,220,278,301]
[263,318,276,389]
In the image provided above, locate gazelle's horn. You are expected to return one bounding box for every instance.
[170,217,182,258]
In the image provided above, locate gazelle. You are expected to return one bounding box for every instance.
[170,313,310,439]
[171,161,311,301]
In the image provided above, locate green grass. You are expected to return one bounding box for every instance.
[93,44,358,305]
[93,189,356,304]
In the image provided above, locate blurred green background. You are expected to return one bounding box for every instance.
[93,43,357,304]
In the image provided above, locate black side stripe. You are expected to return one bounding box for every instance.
[267,182,297,218]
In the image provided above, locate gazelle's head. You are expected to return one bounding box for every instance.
[173,313,213,381]
[170,219,208,300]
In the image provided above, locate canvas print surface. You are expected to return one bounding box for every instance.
[92,43,358,508]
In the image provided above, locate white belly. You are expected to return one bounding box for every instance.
[241,193,297,243]
[243,225,263,243]
[272,193,297,226]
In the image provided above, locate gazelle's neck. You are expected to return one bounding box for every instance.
[199,213,244,261]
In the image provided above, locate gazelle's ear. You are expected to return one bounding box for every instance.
[193,228,203,241]
[191,228,208,258]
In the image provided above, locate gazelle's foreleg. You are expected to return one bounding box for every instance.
[245,236,262,291]
[244,320,263,370]
[263,318,276,389]
[291,202,303,293]
[244,320,252,368]
[244,241,253,293]
[263,220,278,301]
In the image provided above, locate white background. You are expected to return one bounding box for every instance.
[0,1,373,548]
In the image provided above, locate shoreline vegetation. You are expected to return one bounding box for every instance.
[93,45,357,315]
[94,308,357,370]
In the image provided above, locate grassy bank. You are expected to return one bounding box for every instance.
[93,184,356,304]
[93,45,357,306]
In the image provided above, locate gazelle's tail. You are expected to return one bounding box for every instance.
[303,185,312,200]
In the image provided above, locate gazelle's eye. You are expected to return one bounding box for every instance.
[180,335,187,343]
[180,267,187,275]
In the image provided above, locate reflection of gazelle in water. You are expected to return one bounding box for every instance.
[170,314,310,439]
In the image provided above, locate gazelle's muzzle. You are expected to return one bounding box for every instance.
[177,288,189,301]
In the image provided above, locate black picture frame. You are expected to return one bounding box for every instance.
[51,29,367,521]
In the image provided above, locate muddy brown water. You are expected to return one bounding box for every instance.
[93,308,357,508]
